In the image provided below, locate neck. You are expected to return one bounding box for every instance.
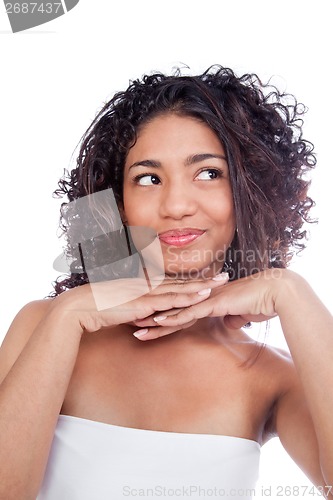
[159,316,242,346]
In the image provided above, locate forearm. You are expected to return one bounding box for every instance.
[0,308,83,500]
[275,271,333,481]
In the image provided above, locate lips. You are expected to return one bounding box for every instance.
[158,228,206,247]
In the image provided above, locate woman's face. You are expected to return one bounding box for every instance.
[122,113,236,278]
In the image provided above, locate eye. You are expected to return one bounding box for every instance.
[134,174,161,186]
[196,169,223,180]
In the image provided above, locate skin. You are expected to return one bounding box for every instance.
[122,113,236,279]
[0,114,333,498]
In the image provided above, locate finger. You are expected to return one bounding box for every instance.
[98,289,213,326]
[152,299,214,326]
[135,288,213,321]
[149,273,229,295]
[132,308,184,327]
[133,276,228,326]
[132,319,198,341]
[150,272,228,285]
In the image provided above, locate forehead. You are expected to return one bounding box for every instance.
[125,113,225,164]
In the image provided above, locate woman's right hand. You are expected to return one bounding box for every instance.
[50,273,229,334]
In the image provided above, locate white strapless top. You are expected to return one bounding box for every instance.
[37,415,260,500]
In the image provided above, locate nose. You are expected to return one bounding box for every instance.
[159,181,198,220]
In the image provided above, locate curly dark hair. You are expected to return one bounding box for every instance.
[52,65,316,296]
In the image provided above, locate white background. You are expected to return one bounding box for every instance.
[0,1,332,498]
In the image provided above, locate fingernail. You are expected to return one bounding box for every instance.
[133,328,149,338]
[212,273,229,281]
[153,315,167,322]
[197,288,211,295]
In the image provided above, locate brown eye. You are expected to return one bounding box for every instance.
[196,169,222,180]
[135,174,161,186]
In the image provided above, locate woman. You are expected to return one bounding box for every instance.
[0,66,332,499]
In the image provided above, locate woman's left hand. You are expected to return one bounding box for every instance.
[133,268,287,340]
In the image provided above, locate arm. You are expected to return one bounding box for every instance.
[273,272,333,488]
[149,269,333,488]
[0,277,224,499]
[0,300,83,500]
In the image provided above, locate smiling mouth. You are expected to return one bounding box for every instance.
[158,229,206,247]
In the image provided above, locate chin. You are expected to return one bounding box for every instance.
[164,262,220,280]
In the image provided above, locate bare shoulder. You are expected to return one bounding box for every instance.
[262,343,294,370]
[256,342,306,435]
[240,337,300,441]
[261,342,301,399]
[0,298,54,383]
[240,328,295,380]
[262,342,307,402]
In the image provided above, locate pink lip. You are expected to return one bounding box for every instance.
[158,228,205,247]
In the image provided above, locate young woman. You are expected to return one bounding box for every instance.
[0,67,332,500]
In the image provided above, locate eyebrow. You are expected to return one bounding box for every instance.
[128,153,227,171]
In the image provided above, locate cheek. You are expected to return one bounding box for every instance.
[208,191,235,227]
[123,195,152,226]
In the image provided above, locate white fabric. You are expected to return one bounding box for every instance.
[37,414,260,500]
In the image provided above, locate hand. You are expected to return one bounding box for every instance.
[135,269,286,340]
[50,273,230,334]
